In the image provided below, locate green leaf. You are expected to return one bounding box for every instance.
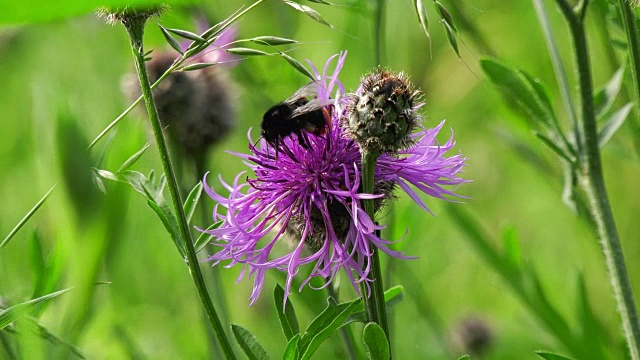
[0,287,73,330]
[251,36,298,45]
[281,0,333,28]
[435,1,457,32]
[534,132,575,164]
[158,24,184,55]
[501,225,522,271]
[146,199,185,257]
[182,62,218,71]
[273,284,300,340]
[480,58,556,129]
[29,231,46,299]
[117,143,150,173]
[27,317,86,359]
[299,298,361,360]
[183,182,203,225]
[441,20,459,57]
[414,0,430,40]
[598,103,633,148]
[226,47,270,56]
[593,67,625,120]
[1,185,56,249]
[194,221,222,253]
[282,334,300,360]
[166,28,205,43]
[535,350,574,360]
[362,323,389,360]
[575,274,606,357]
[457,356,471,360]
[231,324,271,360]
[279,52,316,81]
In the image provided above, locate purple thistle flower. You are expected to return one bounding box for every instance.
[202,52,468,304]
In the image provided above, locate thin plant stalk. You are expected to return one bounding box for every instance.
[554,1,640,358]
[373,0,386,66]
[359,152,391,351]
[122,15,236,360]
[615,0,640,155]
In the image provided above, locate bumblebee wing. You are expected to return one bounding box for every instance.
[282,82,323,105]
[290,98,333,118]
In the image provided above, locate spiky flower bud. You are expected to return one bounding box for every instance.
[97,6,164,27]
[344,68,422,156]
[451,317,494,357]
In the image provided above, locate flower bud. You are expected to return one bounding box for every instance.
[344,68,422,155]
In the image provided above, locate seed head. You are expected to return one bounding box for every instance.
[344,68,423,156]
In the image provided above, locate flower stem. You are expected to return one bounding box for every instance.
[373,0,386,66]
[616,0,640,155]
[360,151,391,352]
[123,16,236,360]
[555,1,640,358]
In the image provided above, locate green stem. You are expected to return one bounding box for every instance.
[373,0,386,65]
[123,15,236,360]
[360,151,391,352]
[617,0,640,155]
[555,2,640,358]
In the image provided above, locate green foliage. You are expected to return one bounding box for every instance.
[362,323,389,360]
[273,285,300,341]
[232,324,271,360]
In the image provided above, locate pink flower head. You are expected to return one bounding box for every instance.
[203,52,468,304]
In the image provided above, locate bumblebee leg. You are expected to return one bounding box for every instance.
[296,130,310,149]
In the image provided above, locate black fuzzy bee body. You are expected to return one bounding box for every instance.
[261,84,331,150]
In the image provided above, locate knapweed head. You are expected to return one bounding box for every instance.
[343,68,422,156]
[202,52,468,305]
[97,6,165,27]
[123,23,238,165]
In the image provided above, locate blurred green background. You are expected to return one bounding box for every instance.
[1,0,639,359]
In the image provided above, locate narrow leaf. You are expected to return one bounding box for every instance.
[167,28,205,43]
[300,299,361,360]
[282,334,300,360]
[347,286,404,324]
[282,0,333,28]
[146,199,185,257]
[231,324,271,360]
[158,24,184,54]
[117,143,150,173]
[363,323,390,360]
[435,1,457,32]
[535,350,574,360]
[274,284,300,340]
[182,62,218,71]
[441,20,460,57]
[279,52,316,81]
[0,287,73,330]
[534,132,575,164]
[195,221,223,253]
[29,231,46,299]
[598,103,633,148]
[1,185,56,249]
[414,0,430,40]
[501,225,522,271]
[457,356,471,360]
[183,182,203,225]
[480,58,556,129]
[575,274,607,357]
[226,47,270,56]
[251,36,298,45]
[594,67,625,119]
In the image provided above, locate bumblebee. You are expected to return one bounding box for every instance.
[261,83,332,150]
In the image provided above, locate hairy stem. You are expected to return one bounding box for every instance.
[360,151,391,354]
[617,0,640,156]
[554,2,640,358]
[123,15,236,360]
